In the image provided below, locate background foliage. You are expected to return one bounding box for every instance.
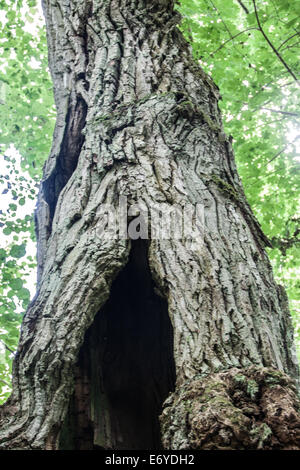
[0,0,299,402]
[177,0,300,359]
[0,0,55,401]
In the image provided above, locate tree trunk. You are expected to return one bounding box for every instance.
[0,0,299,450]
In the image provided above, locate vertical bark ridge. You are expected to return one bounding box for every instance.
[0,0,298,450]
[36,0,222,282]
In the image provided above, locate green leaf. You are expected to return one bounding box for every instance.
[0,249,6,262]
[9,244,26,259]
[18,288,30,301]
[8,203,17,212]
[2,227,12,236]
[9,278,23,291]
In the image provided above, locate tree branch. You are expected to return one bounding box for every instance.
[209,27,258,56]
[206,0,244,59]
[0,378,10,387]
[271,235,300,256]
[246,163,300,185]
[252,0,299,85]
[0,339,15,355]
[261,107,300,118]
[278,32,300,51]
[236,0,250,14]
[267,135,300,164]
[281,40,300,53]
[244,117,289,132]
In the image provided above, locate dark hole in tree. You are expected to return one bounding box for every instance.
[59,239,176,450]
[42,97,87,227]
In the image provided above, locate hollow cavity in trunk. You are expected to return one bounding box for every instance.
[60,240,176,450]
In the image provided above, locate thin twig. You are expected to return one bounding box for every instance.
[207,0,244,58]
[236,0,250,14]
[242,117,289,132]
[242,72,293,110]
[267,135,300,164]
[267,147,288,164]
[246,163,300,185]
[0,378,10,387]
[281,40,300,53]
[278,32,300,51]
[0,339,15,355]
[209,27,258,56]
[252,0,299,85]
[261,107,300,118]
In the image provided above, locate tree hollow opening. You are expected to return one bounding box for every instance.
[60,239,176,450]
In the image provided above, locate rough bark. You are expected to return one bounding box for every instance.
[0,0,299,450]
[160,366,300,450]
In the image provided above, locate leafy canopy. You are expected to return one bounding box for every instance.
[0,0,299,402]
[177,0,300,358]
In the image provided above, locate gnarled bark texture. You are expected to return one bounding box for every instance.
[0,0,299,450]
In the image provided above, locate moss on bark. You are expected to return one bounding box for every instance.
[160,366,300,450]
